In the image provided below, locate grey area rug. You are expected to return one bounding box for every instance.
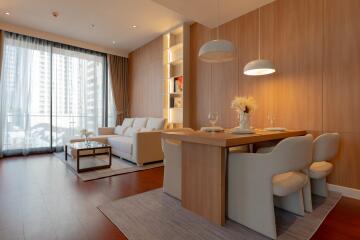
[99,189,341,240]
[54,152,163,181]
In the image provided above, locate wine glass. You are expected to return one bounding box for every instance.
[267,113,276,127]
[208,112,219,127]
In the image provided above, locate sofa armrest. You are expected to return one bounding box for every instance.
[133,131,164,165]
[98,127,115,135]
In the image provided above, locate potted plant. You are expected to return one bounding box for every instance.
[231,96,257,130]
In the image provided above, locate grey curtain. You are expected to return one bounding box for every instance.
[0,30,3,79]
[108,54,129,125]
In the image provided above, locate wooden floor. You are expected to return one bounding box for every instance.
[0,154,359,240]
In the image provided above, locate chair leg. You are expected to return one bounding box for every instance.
[303,181,313,213]
[274,190,305,216]
[311,177,328,197]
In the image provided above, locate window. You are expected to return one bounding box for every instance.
[0,32,115,156]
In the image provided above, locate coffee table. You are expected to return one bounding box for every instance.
[64,141,112,173]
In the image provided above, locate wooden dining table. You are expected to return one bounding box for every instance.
[161,129,307,226]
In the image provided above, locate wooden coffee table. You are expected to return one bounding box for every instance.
[64,141,112,173]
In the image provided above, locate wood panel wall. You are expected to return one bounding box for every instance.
[128,36,163,117]
[190,0,360,189]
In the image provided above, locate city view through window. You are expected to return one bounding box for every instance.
[0,34,115,154]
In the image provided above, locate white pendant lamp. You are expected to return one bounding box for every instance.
[198,0,235,63]
[244,8,275,76]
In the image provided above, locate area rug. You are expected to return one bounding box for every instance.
[54,152,163,181]
[98,188,341,240]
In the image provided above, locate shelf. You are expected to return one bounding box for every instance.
[169,92,183,96]
[168,42,183,51]
[169,58,183,65]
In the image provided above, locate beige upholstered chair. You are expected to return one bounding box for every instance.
[161,128,194,199]
[310,133,340,197]
[227,134,313,239]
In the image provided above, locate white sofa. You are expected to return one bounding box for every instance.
[69,117,166,166]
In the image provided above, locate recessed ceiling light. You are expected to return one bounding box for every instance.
[112,41,116,45]
[90,24,95,28]
[5,12,10,16]
[132,25,137,28]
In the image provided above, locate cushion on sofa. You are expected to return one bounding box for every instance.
[133,118,148,128]
[114,125,128,135]
[122,118,134,127]
[108,136,133,155]
[124,127,140,137]
[146,118,165,130]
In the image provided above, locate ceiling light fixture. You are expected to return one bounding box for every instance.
[243,8,275,76]
[198,0,235,63]
[112,41,116,45]
[5,12,10,15]
[132,25,137,28]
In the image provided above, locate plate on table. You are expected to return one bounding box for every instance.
[264,127,287,131]
[231,128,255,134]
[200,126,224,132]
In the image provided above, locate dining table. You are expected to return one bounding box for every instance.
[161,129,307,226]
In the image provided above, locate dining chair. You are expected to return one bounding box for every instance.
[310,133,340,197]
[227,134,313,239]
[161,128,194,199]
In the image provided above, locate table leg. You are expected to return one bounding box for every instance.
[182,142,226,225]
[77,149,80,173]
[109,148,112,167]
[64,145,68,161]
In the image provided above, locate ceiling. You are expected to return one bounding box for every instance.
[153,0,274,28]
[0,0,273,56]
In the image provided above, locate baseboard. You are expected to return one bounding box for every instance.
[328,184,360,200]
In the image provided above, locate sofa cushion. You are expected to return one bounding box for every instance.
[108,136,133,155]
[114,125,128,135]
[122,118,134,127]
[133,118,148,128]
[146,118,165,130]
[124,127,140,137]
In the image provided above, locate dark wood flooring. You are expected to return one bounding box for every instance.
[0,154,359,240]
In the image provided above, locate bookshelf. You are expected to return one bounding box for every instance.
[163,24,189,128]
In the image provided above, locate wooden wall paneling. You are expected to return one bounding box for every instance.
[189,23,212,129]
[323,0,360,133]
[323,0,360,188]
[128,36,163,117]
[211,19,239,128]
[271,0,323,131]
[328,133,360,189]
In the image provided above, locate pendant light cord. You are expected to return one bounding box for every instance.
[258,8,261,60]
[216,0,220,39]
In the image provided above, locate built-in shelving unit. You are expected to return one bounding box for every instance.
[163,24,190,128]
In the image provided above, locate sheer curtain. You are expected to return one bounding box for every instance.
[52,46,106,147]
[0,33,51,156]
[0,32,114,156]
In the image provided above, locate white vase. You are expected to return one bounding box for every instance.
[239,112,251,130]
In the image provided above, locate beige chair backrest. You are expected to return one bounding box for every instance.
[313,133,340,162]
[269,134,313,174]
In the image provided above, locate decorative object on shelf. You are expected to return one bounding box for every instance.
[174,76,183,93]
[80,129,93,144]
[243,7,275,76]
[198,0,235,63]
[231,97,257,130]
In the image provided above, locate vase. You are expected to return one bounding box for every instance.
[239,112,251,130]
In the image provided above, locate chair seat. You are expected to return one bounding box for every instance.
[309,161,333,179]
[273,172,308,197]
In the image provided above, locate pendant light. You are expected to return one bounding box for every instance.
[198,0,235,63]
[243,8,275,76]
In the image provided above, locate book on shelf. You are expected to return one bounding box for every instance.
[173,76,183,93]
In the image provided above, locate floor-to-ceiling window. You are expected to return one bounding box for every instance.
[0,32,115,156]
